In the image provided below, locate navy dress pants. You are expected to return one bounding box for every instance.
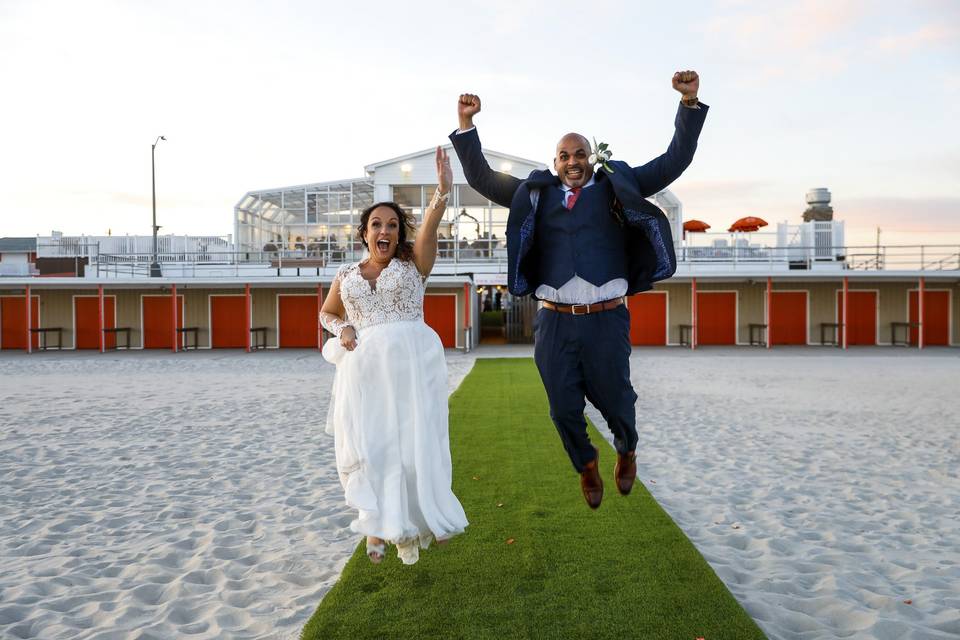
[533,304,639,473]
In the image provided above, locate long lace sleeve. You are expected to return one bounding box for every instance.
[320,311,351,337]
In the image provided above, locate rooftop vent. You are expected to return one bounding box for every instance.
[803,187,833,222]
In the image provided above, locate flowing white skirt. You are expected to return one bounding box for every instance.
[323,319,467,564]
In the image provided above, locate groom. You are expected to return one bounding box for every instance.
[450,71,707,509]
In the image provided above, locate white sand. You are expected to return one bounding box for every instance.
[0,350,475,640]
[1,348,958,639]
[584,349,960,640]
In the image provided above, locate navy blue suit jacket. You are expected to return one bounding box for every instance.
[449,102,708,296]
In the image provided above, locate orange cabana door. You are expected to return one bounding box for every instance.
[278,295,318,348]
[837,291,877,345]
[696,292,737,345]
[627,292,667,346]
[0,296,39,350]
[142,295,183,349]
[211,296,247,348]
[910,290,950,346]
[75,297,116,349]
[423,294,456,348]
[769,291,807,345]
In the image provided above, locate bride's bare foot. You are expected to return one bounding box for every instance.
[436,538,449,546]
[366,536,385,563]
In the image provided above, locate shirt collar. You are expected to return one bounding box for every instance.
[560,175,595,192]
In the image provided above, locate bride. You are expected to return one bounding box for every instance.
[320,147,468,565]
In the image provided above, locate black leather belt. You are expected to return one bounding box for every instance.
[541,297,624,315]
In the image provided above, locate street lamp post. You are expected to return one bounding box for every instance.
[150,135,166,277]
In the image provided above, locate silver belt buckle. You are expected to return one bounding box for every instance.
[571,303,589,315]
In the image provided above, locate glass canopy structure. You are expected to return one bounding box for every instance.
[233,144,686,266]
[233,144,550,264]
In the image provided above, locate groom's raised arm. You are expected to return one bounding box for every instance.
[632,70,709,197]
[448,93,521,209]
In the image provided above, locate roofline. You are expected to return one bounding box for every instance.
[2,270,958,289]
[235,176,373,208]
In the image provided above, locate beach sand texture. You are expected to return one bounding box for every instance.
[0,351,475,640]
[586,350,960,640]
[1,349,958,639]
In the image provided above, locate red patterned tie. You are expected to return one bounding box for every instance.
[566,187,581,209]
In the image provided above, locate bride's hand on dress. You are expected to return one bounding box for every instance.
[340,326,358,351]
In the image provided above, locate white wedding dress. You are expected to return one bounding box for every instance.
[323,257,468,564]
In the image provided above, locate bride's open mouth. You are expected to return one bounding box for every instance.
[375,239,391,256]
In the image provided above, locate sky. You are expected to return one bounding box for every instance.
[1,0,958,247]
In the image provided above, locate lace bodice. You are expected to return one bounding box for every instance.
[336,258,426,330]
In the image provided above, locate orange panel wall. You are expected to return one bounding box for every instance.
[0,296,39,350]
[770,291,807,345]
[910,290,950,346]
[696,292,736,345]
[423,295,456,348]
[837,291,877,345]
[143,296,183,349]
[627,292,667,346]
[75,297,116,349]
[211,296,247,348]
[278,295,318,348]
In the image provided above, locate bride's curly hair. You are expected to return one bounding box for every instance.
[357,202,417,261]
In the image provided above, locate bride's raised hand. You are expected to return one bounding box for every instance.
[436,146,452,196]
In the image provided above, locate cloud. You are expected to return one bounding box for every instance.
[700,0,866,50]
[696,0,868,79]
[874,23,959,53]
[673,179,777,199]
[838,196,960,232]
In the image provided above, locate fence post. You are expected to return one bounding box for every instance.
[98,284,105,353]
[245,283,252,353]
[317,283,325,350]
[25,285,32,354]
[918,276,924,350]
[766,276,772,350]
[842,276,849,350]
[171,283,178,353]
[691,277,697,350]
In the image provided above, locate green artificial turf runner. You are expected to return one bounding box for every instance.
[301,358,766,640]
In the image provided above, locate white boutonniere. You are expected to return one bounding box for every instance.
[589,137,614,174]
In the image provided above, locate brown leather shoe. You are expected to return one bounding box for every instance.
[615,450,637,496]
[579,448,603,510]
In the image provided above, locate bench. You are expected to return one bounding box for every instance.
[820,322,841,346]
[177,327,200,350]
[748,323,767,346]
[250,326,268,350]
[102,327,131,350]
[30,327,63,350]
[890,321,919,346]
[678,324,693,347]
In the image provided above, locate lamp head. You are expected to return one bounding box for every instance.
[160,136,166,140]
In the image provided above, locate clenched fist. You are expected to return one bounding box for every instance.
[672,70,699,98]
[458,93,481,130]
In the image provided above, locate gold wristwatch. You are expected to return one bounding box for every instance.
[681,95,699,108]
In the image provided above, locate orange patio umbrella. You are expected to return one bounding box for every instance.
[728,216,768,232]
[682,219,711,240]
[683,219,711,233]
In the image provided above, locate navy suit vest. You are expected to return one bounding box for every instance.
[534,183,629,289]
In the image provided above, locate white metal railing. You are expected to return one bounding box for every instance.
[0,263,38,276]
[37,235,232,259]
[679,244,959,271]
[24,238,960,279]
